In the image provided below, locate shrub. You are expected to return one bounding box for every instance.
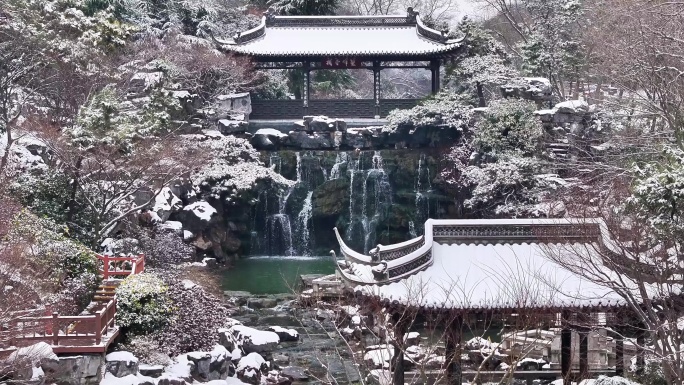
[154,280,230,356]
[116,273,172,334]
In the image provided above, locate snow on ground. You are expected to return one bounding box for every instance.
[183,201,217,221]
[231,325,280,345]
[8,342,57,365]
[106,351,138,364]
[267,326,299,340]
[100,373,155,385]
[236,352,266,371]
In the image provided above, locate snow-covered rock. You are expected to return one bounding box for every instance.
[100,372,155,385]
[186,346,232,382]
[158,220,183,233]
[236,353,267,385]
[183,201,216,222]
[555,99,589,114]
[106,351,139,378]
[280,366,308,381]
[363,345,393,369]
[216,93,251,118]
[218,119,248,134]
[152,187,183,222]
[266,326,299,342]
[229,325,280,353]
[130,72,163,93]
[251,128,289,150]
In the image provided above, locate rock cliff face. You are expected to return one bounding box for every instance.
[248,149,455,256]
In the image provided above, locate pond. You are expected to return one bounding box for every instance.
[222,255,336,294]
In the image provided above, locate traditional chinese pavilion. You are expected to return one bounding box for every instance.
[334,218,649,385]
[222,9,464,119]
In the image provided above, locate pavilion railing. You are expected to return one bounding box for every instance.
[98,253,145,280]
[250,99,421,120]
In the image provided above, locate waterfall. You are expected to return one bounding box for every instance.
[266,214,294,256]
[330,152,349,180]
[408,221,417,238]
[346,151,392,253]
[413,153,431,234]
[296,191,313,256]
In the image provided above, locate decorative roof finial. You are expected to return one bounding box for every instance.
[264,8,276,25]
[406,7,418,23]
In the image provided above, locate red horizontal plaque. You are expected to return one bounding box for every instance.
[321,57,362,68]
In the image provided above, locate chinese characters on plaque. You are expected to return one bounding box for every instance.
[320,57,362,68]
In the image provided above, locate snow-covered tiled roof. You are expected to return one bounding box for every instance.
[335,218,635,310]
[222,11,464,58]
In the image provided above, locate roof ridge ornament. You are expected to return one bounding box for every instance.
[264,8,276,26]
[406,7,418,23]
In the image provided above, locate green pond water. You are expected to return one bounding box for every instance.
[222,256,336,294]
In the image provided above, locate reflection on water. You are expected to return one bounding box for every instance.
[222,255,336,294]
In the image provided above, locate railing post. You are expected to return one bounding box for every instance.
[138,253,145,274]
[102,254,110,280]
[95,312,102,345]
[52,312,59,346]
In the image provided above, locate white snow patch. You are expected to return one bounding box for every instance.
[237,352,266,371]
[106,351,138,364]
[183,201,216,222]
[231,325,280,345]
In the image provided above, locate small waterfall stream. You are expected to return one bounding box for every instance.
[252,150,437,256]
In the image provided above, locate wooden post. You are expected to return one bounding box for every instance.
[615,336,624,376]
[561,324,572,385]
[391,312,407,385]
[430,59,441,94]
[102,254,109,280]
[373,60,381,118]
[579,329,589,379]
[138,253,145,274]
[95,312,102,345]
[636,328,645,375]
[52,312,59,346]
[446,315,463,385]
[303,61,310,116]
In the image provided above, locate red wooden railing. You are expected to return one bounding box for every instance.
[2,253,145,354]
[7,298,117,350]
[97,253,145,280]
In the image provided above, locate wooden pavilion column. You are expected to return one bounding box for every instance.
[391,312,407,385]
[579,329,589,380]
[636,327,646,375]
[445,315,463,385]
[615,334,624,376]
[373,60,381,118]
[303,61,311,115]
[561,311,572,385]
[430,59,441,94]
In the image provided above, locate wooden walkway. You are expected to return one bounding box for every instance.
[1,254,145,356]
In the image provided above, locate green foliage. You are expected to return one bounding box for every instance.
[5,209,100,308]
[3,0,134,68]
[267,0,339,15]
[384,92,474,133]
[17,169,101,250]
[67,83,182,151]
[116,273,173,334]
[628,146,684,238]
[517,0,586,93]
[473,99,544,158]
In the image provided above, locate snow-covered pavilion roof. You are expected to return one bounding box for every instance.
[221,10,465,59]
[335,219,633,311]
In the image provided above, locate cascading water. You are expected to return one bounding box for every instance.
[296,191,313,255]
[413,153,432,235]
[346,151,392,253]
[329,152,350,180]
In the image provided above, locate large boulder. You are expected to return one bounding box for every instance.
[216,93,252,119]
[186,346,233,381]
[266,326,299,342]
[229,325,280,353]
[41,354,104,385]
[218,119,248,135]
[279,366,308,382]
[177,201,217,233]
[152,187,183,222]
[4,342,57,381]
[251,128,289,150]
[301,116,346,132]
[236,353,268,385]
[106,351,139,378]
[287,131,334,149]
